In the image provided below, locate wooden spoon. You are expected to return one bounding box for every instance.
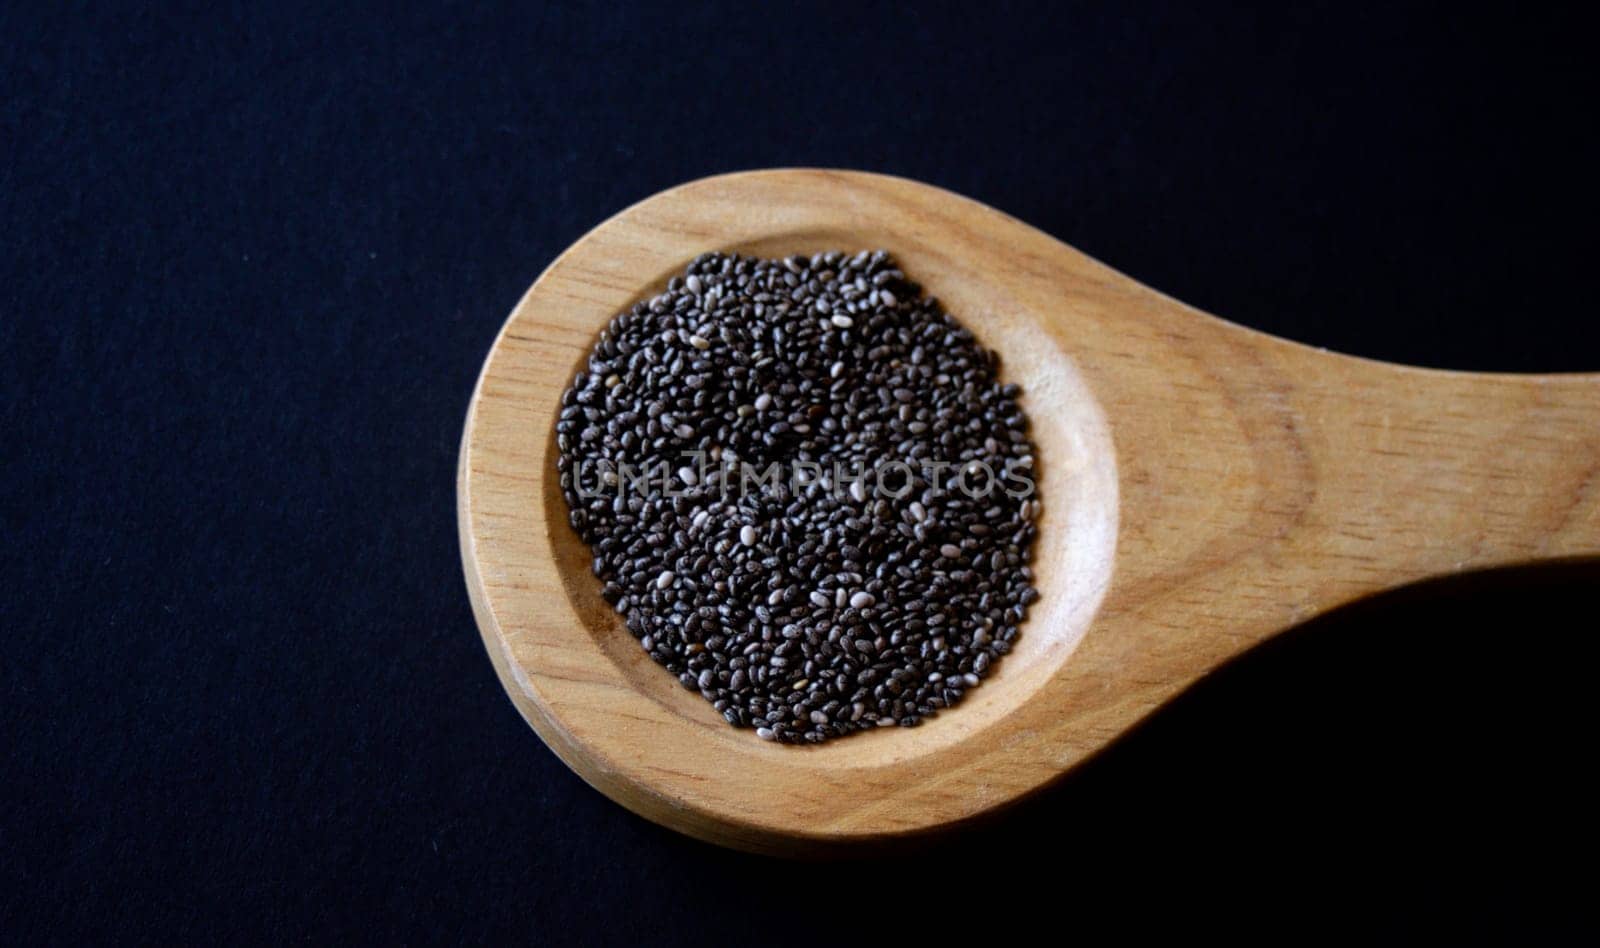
[458,169,1599,855]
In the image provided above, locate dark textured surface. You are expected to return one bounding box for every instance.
[556,251,1043,744]
[3,2,1597,942]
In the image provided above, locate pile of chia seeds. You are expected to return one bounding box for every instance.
[556,251,1040,744]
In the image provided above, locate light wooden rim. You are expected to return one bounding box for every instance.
[459,170,1121,850]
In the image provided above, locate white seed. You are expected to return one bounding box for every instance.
[830,313,853,328]
[739,524,757,546]
[909,501,927,522]
[689,335,710,350]
[848,479,866,503]
[605,374,622,388]
[849,591,876,609]
[754,393,773,411]
[656,571,675,590]
[677,466,698,486]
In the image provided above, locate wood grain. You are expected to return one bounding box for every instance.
[458,169,1600,854]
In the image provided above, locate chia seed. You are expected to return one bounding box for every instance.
[555,251,1040,744]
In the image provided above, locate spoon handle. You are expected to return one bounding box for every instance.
[1061,340,1598,758]
[1303,363,1600,575]
[1093,331,1600,667]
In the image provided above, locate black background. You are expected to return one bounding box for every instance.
[4,2,1598,942]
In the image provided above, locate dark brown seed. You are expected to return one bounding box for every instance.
[556,251,1041,744]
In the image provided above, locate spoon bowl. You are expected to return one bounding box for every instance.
[460,169,1600,854]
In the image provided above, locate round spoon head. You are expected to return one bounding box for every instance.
[459,169,1600,854]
